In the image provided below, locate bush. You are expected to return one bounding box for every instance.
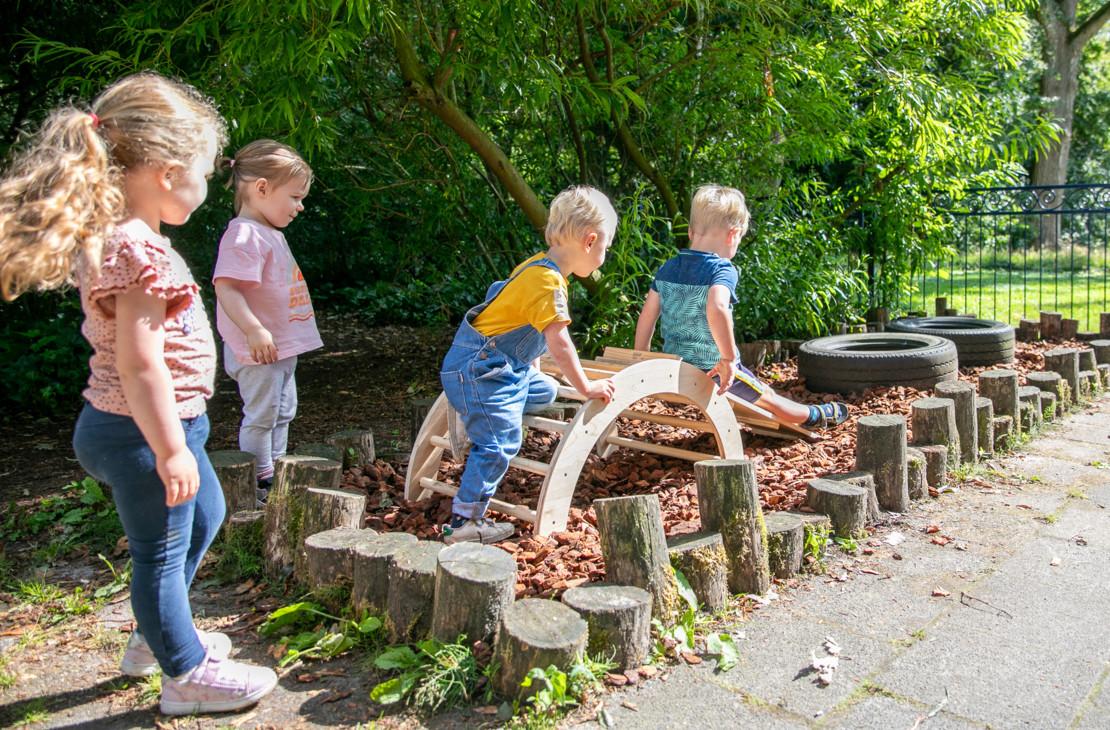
[0,293,90,414]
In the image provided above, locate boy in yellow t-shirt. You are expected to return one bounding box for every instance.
[439,186,617,544]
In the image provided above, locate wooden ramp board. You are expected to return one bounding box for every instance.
[404,358,745,537]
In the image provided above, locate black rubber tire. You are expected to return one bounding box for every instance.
[886,316,1015,366]
[798,333,959,394]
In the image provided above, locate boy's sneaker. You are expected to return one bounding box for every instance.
[256,477,272,508]
[120,629,233,677]
[160,653,277,715]
[442,516,514,545]
[446,405,472,460]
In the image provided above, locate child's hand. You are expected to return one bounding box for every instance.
[158,447,200,506]
[709,358,740,395]
[247,327,278,364]
[582,378,615,404]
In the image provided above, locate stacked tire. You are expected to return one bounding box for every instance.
[798,333,959,394]
[886,316,1015,367]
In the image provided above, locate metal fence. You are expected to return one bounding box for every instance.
[901,184,1110,331]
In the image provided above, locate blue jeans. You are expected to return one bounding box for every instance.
[73,404,225,676]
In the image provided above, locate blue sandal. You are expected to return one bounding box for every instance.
[817,402,849,427]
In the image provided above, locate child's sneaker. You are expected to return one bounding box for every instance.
[256,477,272,507]
[120,629,233,677]
[815,403,849,427]
[442,516,514,545]
[160,653,277,715]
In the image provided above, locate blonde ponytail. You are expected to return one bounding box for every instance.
[0,72,227,301]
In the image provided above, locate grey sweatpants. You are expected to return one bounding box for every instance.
[223,343,298,480]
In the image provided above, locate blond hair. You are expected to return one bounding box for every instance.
[223,140,312,215]
[0,72,227,301]
[689,184,749,238]
[544,185,617,247]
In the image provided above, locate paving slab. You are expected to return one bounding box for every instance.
[832,693,986,729]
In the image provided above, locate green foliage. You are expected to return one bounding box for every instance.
[369,636,489,713]
[93,554,131,600]
[652,569,740,672]
[0,294,91,413]
[259,601,382,667]
[3,477,121,560]
[212,518,264,584]
[803,522,831,571]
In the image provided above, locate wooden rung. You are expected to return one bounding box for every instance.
[540,361,614,381]
[522,414,569,433]
[418,477,537,523]
[604,434,720,463]
[619,409,715,433]
[429,435,550,476]
[557,386,587,402]
[602,346,681,363]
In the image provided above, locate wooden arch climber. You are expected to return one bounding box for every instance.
[406,348,807,537]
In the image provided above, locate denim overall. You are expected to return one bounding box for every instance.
[440,257,561,519]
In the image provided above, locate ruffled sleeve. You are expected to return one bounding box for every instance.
[88,226,197,321]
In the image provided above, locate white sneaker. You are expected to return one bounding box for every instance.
[442,516,514,545]
[160,652,277,715]
[120,629,232,677]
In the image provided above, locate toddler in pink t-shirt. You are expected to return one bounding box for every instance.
[213,140,322,494]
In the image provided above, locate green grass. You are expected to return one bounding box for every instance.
[910,265,1110,330]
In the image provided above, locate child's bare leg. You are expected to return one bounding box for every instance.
[753,391,811,425]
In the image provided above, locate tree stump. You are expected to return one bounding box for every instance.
[823,472,880,523]
[935,297,947,317]
[911,398,960,469]
[1079,348,1097,372]
[933,380,977,465]
[1017,386,1043,432]
[979,370,1021,437]
[1102,313,1110,338]
[1062,318,1079,340]
[975,397,994,457]
[1017,319,1040,342]
[561,584,652,671]
[295,488,368,584]
[1043,348,1080,406]
[1038,390,1058,421]
[1080,370,1098,399]
[264,455,342,576]
[1026,370,1063,398]
[1040,311,1062,339]
[493,599,587,698]
[386,541,444,643]
[292,442,345,463]
[1080,331,1100,342]
[595,494,681,620]
[764,513,804,579]
[304,527,374,589]
[906,448,927,500]
[855,415,908,512]
[693,460,771,596]
[1098,363,1110,389]
[915,444,948,491]
[806,479,867,538]
[326,429,376,469]
[432,542,517,645]
[1091,339,1110,365]
[666,532,728,614]
[351,531,418,616]
[992,415,1013,453]
[224,509,264,544]
[209,450,257,519]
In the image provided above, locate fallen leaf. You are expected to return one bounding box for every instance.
[933,588,951,597]
[605,673,628,686]
[474,706,500,715]
[931,536,950,546]
[925,525,940,533]
[621,701,639,711]
[322,689,353,704]
[680,650,702,664]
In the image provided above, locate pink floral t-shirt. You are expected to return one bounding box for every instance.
[79,219,216,418]
[213,218,323,365]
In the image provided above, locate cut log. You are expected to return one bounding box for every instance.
[666,531,728,614]
[224,509,264,545]
[992,415,1013,453]
[906,447,927,500]
[975,397,994,457]
[1079,348,1097,372]
[1102,313,1110,338]
[1038,390,1058,421]
[693,460,771,596]
[1017,318,1040,343]
[493,599,587,698]
[1042,348,1080,406]
[386,541,444,643]
[1091,339,1110,365]
[295,488,368,584]
[1080,370,1099,399]
[764,513,804,579]
[304,527,374,589]
[1026,371,1064,400]
[935,297,948,317]
[855,415,908,512]
[432,542,517,645]
[915,444,948,491]
[1017,386,1043,433]
[1079,331,1100,342]
[1040,311,1063,340]
[805,479,867,538]
[1099,364,1110,389]
[292,442,344,463]
[1062,318,1079,340]
[822,471,880,524]
[326,429,376,469]
[561,584,652,671]
[208,450,256,519]
[594,494,681,620]
[351,532,418,616]
[979,370,1021,437]
[263,455,342,576]
[933,380,977,465]
[911,398,959,469]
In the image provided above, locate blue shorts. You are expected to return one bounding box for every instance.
[710,361,770,404]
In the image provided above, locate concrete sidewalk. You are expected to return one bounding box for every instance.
[602,394,1110,729]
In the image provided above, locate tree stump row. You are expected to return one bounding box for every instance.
[295,487,368,584]
[666,531,728,614]
[979,370,1020,437]
[562,584,652,671]
[694,460,770,596]
[264,455,342,576]
[1042,348,1080,406]
[911,397,960,469]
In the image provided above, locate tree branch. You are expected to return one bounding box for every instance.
[1071,1,1110,49]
